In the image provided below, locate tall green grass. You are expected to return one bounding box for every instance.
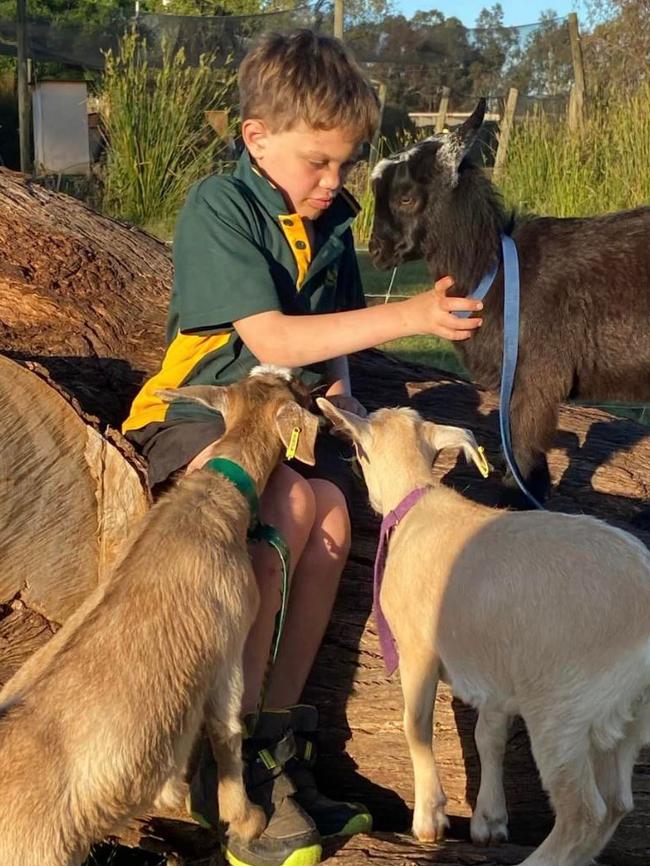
[500,83,650,216]
[100,31,235,226]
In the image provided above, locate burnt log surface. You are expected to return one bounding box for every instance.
[0,167,170,428]
[1,169,649,865]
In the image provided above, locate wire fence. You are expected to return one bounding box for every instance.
[0,2,573,107]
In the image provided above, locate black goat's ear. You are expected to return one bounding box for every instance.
[436,98,486,187]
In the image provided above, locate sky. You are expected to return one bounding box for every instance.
[395,0,587,27]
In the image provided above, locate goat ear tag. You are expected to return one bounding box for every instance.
[474,445,491,479]
[285,427,301,460]
[276,403,318,466]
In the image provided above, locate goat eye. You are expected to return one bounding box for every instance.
[399,195,414,206]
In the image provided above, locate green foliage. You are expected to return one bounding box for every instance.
[0,0,133,26]
[500,81,650,216]
[583,0,650,95]
[100,30,236,225]
[508,11,573,96]
[144,0,272,14]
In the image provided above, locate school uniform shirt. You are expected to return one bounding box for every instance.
[122,149,365,436]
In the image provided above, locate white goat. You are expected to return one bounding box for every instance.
[318,398,650,866]
[0,369,318,866]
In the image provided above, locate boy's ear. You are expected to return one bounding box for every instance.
[156,386,229,416]
[275,401,319,466]
[316,397,369,442]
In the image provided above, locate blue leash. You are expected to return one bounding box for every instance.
[457,235,544,510]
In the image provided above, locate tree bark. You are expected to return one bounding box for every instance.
[1,168,648,865]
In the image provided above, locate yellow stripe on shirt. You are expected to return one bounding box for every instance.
[122,331,231,433]
[278,214,312,290]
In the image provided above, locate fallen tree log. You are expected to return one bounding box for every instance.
[1,168,649,865]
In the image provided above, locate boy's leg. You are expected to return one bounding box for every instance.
[242,465,317,713]
[264,479,350,707]
[261,479,372,838]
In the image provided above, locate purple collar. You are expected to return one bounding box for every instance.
[373,485,432,675]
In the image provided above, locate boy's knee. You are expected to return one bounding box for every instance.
[308,479,352,554]
[262,464,316,531]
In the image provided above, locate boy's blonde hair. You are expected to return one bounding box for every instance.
[238,29,380,141]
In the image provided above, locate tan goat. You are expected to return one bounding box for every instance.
[318,398,650,866]
[0,368,318,866]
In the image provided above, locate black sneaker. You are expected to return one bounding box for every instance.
[188,711,322,866]
[284,705,373,838]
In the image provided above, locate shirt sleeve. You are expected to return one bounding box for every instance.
[173,177,281,333]
[336,228,366,312]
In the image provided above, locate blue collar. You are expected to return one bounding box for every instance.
[455,234,544,510]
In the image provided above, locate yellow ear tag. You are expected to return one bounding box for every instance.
[475,445,490,479]
[286,426,301,460]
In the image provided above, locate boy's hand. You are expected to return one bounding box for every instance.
[406,276,483,341]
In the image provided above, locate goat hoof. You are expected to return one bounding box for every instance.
[412,809,448,843]
[230,804,267,841]
[470,811,509,846]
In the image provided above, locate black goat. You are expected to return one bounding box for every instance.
[369,100,650,505]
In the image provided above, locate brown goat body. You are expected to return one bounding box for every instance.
[0,369,317,866]
[369,101,650,505]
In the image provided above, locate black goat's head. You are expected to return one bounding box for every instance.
[368,99,486,269]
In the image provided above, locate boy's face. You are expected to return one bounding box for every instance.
[243,120,362,220]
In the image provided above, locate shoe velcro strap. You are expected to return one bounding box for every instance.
[258,748,277,770]
[294,733,317,766]
[247,730,296,768]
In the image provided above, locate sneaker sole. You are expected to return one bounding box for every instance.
[223,842,323,866]
[321,812,373,838]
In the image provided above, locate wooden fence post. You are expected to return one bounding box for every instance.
[334,0,344,40]
[568,12,586,130]
[567,84,580,133]
[17,0,31,174]
[435,86,450,134]
[369,81,387,167]
[493,87,518,184]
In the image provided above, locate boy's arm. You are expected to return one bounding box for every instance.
[325,355,351,396]
[234,277,482,368]
[324,355,368,416]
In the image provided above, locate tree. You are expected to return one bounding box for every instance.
[469,3,518,96]
[583,0,650,94]
[505,11,572,96]
[0,0,133,26]
[347,12,479,110]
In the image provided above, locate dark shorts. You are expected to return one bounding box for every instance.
[125,417,357,510]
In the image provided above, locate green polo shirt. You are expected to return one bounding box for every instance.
[123,150,365,433]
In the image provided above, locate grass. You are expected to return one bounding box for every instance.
[500,82,650,217]
[100,30,235,226]
[354,250,469,376]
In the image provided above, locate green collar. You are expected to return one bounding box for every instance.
[205,457,259,527]
[205,455,291,676]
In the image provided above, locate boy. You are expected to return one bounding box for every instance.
[123,29,482,866]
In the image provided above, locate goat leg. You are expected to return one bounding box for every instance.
[205,676,267,842]
[398,649,448,842]
[500,381,559,507]
[470,706,510,846]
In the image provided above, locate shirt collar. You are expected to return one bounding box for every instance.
[233,148,360,237]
